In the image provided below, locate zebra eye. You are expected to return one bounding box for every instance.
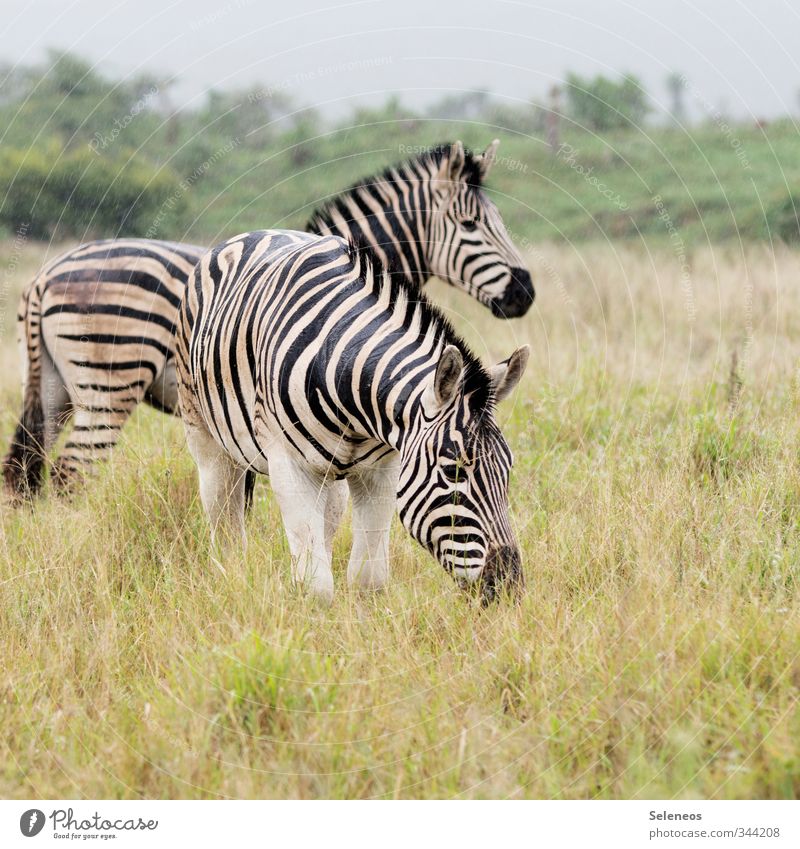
[441,461,463,483]
[461,218,479,231]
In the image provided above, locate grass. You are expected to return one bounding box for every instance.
[0,237,799,799]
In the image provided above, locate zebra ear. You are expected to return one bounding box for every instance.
[435,141,466,190]
[433,345,464,407]
[489,345,530,402]
[477,139,500,179]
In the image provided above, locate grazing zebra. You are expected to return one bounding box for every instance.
[177,230,529,603]
[3,239,205,496]
[3,140,533,498]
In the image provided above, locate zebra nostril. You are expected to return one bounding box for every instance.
[480,544,524,604]
[490,268,534,318]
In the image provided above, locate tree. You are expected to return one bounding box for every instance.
[667,72,687,124]
[564,72,649,131]
[0,50,165,152]
[195,86,295,149]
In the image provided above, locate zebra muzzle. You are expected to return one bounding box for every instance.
[479,544,524,605]
[489,267,534,319]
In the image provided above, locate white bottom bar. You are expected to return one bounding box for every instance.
[3,800,798,848]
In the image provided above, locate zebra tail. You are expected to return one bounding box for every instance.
[2,279,47,498]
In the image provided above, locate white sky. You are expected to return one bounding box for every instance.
[2,0,798,120]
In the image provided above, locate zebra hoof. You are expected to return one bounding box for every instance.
[303,578,334,607]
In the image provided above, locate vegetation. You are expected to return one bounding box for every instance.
[0,142,182,238]
[564,72,650,131]
[1,238,798,798]
[0,53,799,245]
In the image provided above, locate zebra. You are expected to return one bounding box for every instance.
[3,239,205,496]
[307,140,533,318]
[3,140,533,498]
[177,230,529,604]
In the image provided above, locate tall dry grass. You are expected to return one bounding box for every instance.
[0,238,798,798]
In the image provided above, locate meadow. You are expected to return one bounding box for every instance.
[0,236,798,799]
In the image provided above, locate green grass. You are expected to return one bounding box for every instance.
[164,121,800,248]
[0,238,799,798]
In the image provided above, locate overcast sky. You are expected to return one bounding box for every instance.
[2,0,798,121]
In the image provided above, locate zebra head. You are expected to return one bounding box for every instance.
[397,343,530,603]
[427,141,534,319]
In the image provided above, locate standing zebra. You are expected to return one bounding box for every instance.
[4,140,533,497]
[307,140,533,318]
[177,231,529,603]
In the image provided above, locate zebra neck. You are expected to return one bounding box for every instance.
[330,306,439,456]
[356,208,431,289]
[335,352,430,456]
[309,164,436,289]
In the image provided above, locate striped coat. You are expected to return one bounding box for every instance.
[4,239,203,494]
[178,231,528,603]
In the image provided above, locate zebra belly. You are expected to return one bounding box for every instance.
[205,403,270,476]
[254,395,398,479]
[37,239,202,410]
[144,359,179,413]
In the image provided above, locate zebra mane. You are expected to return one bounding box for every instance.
[306,142,485,233]
[421,141,485,187]
[345,237,495,416]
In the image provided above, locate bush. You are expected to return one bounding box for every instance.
[565,72,649,131]
[0,143,184,239]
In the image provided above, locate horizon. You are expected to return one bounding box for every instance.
[2,0,798,122]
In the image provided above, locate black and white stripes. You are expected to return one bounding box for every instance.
[308,141,534,317]
[177,231,528,603]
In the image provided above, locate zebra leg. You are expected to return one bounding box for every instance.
[51,382,147,491]
[185,422,247,560]
[267,447,335,604]
[346,463,399,591]
[324,479,349,558]
[5,345,72,497]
